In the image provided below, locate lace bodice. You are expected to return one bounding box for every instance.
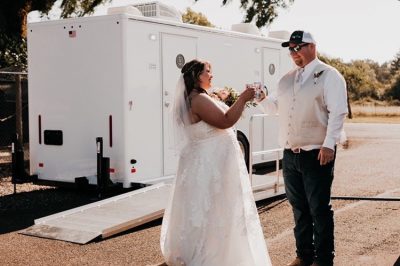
[185,100,232,141]
[185,120,231,142]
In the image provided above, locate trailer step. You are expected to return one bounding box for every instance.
[19,183,171,244]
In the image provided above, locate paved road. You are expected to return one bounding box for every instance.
[0,123,399,266]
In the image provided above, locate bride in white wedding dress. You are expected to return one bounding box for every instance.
[160,59,272,266]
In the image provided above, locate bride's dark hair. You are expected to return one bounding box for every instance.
[181,59,209,95]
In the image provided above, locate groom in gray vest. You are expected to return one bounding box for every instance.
[263,30,348,266]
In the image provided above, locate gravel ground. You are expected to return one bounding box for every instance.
[0,122,399,266]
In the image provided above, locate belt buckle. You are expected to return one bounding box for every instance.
[292,148,301,153]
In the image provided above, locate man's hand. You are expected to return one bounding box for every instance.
[257,89,267,102]
[318,147,335,165]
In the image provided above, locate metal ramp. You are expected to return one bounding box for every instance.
[20,183,171,244]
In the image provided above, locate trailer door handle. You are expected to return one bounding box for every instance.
[164,102,170,107]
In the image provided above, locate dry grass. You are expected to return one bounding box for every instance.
[349,104,400,123]
[347,116,400,124]
[351,104,400,116]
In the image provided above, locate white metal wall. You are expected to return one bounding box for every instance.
[28,16,124,183]
[28,14,291,185]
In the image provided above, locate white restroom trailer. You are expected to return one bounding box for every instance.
[27,5,293,188]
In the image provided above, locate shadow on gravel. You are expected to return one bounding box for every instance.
[0,172,289,241]
[256,194,287,214]
[0,163,11,178]
[0,183,140,235]
[0,187,101,234]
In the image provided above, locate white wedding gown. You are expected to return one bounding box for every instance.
[160,105,272,266]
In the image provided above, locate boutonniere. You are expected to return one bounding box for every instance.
[313,70,324,84]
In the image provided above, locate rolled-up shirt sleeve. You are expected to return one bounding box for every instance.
[260,89,279,114]
[323,69,348,150]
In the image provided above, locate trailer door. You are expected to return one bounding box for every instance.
[161,34,197,175]
[262,48,281,159]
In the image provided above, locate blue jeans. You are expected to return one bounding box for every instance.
[283,148,335,266]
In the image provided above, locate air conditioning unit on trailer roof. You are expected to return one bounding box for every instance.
[133,1,182,22]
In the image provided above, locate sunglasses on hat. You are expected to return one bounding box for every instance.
[289,43,309,53]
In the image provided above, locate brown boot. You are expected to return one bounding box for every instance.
[287,257,309,266]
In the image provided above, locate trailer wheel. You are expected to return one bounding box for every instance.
[237,131,249,172]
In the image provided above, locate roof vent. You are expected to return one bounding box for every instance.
[231,23,260,35]
[107,6,143,16]
[132,1,182,22]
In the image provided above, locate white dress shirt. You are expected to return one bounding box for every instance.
[262,58,348,150]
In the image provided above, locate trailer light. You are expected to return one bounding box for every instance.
[38,163,44,167]
[149,34,157,41]
[131,168,136,173]
[109,168,115,173]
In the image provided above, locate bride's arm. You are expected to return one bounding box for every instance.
[191,87,255,129]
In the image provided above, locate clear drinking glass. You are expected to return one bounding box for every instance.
[253,82,262,102]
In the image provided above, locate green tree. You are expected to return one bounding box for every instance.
[182,8,214,27]
[368,60,391,85]
[385,74,400,103]
[390,50,400,75]
[0,0,111,39]
[195,0,294,28]
[0,0,111,70]
[319,55,382,101]
[350,60,381,99]
[386,51,400,102]
[0,33,27,71]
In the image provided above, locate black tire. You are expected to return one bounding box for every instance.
[237,131,250,172]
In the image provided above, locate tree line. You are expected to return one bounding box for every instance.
[1,1,399,104]
[318,53,400,104]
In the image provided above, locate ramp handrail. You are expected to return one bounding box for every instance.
[0,71,28,75]
[249,113,283,193]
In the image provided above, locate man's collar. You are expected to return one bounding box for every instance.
[298,58,320,79]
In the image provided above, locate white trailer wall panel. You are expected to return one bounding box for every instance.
[28,14,292,187]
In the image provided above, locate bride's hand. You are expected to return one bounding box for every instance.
[239,86,256,102]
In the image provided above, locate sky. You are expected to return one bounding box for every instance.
[28,0,400,64]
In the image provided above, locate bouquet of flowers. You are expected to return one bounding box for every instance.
[211,86,257,108]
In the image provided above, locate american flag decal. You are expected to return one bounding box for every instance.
[69,30,76,38]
